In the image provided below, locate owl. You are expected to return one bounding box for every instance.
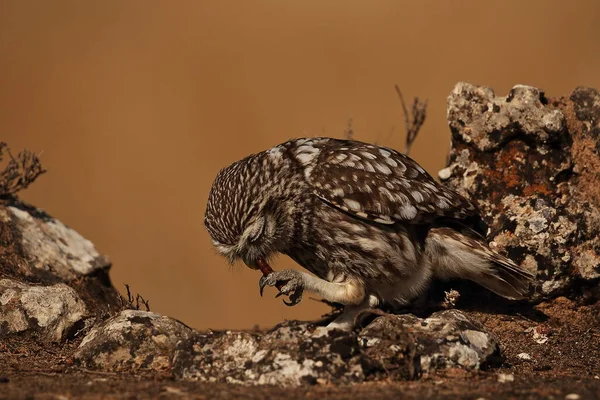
[204,137,533,330]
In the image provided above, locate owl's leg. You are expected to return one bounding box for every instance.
[324,294,380,332]
[259,270,366,307]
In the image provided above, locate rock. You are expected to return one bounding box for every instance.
[517,352,532,361]
[497,373,514,383]
[74,310,193,372]
[2,204,111,281]
[0,201,123,338]
[0,278,88,342]
[171,310,499,386]
[361,310,500,373]
[172,321,366,386]
[71,309,500,385]
[447,83,565,152]
[442,83,600,300]
[525,326,550,344]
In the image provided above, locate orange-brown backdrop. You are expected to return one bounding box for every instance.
[1,0,599,330]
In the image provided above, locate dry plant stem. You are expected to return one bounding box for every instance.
[122,284,151,311]
[0,142,46,198]
[394,85,428,156]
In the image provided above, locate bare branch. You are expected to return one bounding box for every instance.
[121,283,151,312]
[126,284,133,303]
[0,142,46,198]
[136,293,151,312]
[394,85,428,156]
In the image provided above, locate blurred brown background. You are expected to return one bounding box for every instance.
[1,0,599,330]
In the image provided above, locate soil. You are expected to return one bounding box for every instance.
[1,296,599,400]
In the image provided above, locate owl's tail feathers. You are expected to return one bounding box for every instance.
[427,227,535,300]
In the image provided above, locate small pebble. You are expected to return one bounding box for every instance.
[163,386,186,395]
[438,167,453,181]
[565,394,580,400]
[517,353,532,360]
[497,373,514,383]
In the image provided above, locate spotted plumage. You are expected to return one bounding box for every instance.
[204,137,534,330]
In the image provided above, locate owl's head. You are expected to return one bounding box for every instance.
[204,152,293,269]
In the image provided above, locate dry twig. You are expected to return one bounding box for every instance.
[120,283,151,311]
[394,85,428,155]
[0,142,46,198]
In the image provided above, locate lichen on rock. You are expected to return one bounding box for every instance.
[4,204,111,281]
[74,310,194,372]
[169,310,498,386]
[0,201,123,342]
[0,279,88,342]
[68,309,500,386]
[442,82,600,300]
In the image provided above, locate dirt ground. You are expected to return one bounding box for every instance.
[1,296,599,400]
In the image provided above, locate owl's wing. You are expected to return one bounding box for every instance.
[305,139,477,225]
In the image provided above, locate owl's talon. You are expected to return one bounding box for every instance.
[283,298,296,307]
[257,270,305,306]
[259,275,268,297]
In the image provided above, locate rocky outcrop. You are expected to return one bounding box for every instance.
[440,83,600,300]
[74,310,194,372]
[0,201,122,341]
[5,205,111,281]
[72,309,499,386]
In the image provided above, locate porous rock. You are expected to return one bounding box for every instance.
[74,310,194,372]
[0,278,88,342]
[361,310,500,373]
[172,321,366,386]
[170,310,499,386]
[442,83,600,300]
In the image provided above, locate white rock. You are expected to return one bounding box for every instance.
[75,310,193,372]
[438,167,453,181]
[0,279,88,342]
[497,373,514,383]
[7,206,110,280]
